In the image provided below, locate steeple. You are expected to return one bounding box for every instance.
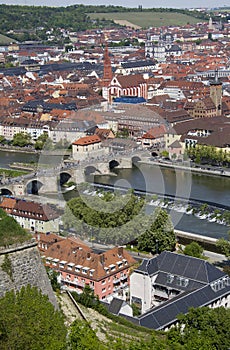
[102,43,112,87]
[210,69,222,116]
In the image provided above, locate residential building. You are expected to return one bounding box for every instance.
[130,251,230,330]
[37,234,136,301]
[0,197,60,233]
[141,124,167,149]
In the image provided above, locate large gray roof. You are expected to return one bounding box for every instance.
[139,283,230,330]
[136,251,225,284]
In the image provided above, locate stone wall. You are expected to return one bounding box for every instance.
[0,239,58,309]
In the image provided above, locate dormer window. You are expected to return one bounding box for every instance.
[82,267,90,274]
[67,263,75,270]
[52,258,59,266]
[109,264,116,272]
[75,265,82,272]
[167,274,174,284]
[177,276,189,287]
[89,269,95,277]
[46,257,52,265]
[59,260,67,269]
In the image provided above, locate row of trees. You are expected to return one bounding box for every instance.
[187,144,230,167]
[0,132,70,151]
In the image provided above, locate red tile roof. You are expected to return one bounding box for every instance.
[73,135,101,146]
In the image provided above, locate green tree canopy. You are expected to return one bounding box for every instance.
[0,208,31,247]
[167,307,230,350]
[62,190,147,245]
[0,285,67,350]
[183,241,204,259]
[217,231,230,260]
[137,208,176,254]
[12,132,32,147]
[34,132,49,150]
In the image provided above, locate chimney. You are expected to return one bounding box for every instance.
[100,254,105,266]
[118,246,123,257]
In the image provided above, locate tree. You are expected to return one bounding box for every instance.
[0,136,6,144]
[69,320,107,350]
[62,191,147,245]
[167,307,230,350]
[12,132,32,147]
[0,285,67,350]
[216,231,230,260]
[46,267,61,292]
[137,208,176,254]
[34,133,49,150]
[183,241,204,259]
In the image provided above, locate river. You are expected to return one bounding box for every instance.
[90,163,230,239]
[0,151,229,239]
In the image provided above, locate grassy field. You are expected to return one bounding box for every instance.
[0,33,14,45]
[90,11,205,28]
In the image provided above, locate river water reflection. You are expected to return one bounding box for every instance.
[0,151,229,239]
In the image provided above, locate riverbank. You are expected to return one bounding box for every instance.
[138,159,230,178]
[0,146,39,154]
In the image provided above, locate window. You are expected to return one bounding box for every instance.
[176,276,189,287]
[167,274,174,284]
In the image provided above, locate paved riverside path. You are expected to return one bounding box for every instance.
[139,159,230,178]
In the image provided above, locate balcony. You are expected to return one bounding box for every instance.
[113,278,120,284]
[62,277,85,288]
[120,274,128,281]
[113,285,121,292]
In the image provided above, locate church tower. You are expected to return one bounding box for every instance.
[210,70,222,116]
[102,44,113,101]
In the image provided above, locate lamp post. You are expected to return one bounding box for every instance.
[155,239,159,255]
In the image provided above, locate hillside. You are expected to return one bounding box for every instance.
[0,34,15,45]
[0,208,31,247]
[89,11,205,28]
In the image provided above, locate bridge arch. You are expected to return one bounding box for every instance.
[109,159,120,169]
[151,151,159,157]
[0,188,13,196]
[132,156,141,164]
[59,172,72,186]
[25,180,44,195]
[84,166,100,176]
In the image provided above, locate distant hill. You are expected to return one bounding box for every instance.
[89,11,205,28]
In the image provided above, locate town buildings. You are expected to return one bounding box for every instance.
[0,197,60,233]
[36,233,136,301]
[130,251,230,330]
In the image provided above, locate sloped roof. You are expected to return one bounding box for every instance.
[136,251,225,284]
[43,243,136,281]
[139,283,230,330]
[73,135,101,146]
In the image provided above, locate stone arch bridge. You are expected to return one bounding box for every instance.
[0,154,143,197]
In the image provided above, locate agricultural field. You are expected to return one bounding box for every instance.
[89,11,206,28]
[0,33,14,45]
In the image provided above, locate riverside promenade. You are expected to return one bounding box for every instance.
[139,158,230,178]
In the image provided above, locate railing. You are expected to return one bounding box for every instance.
[62,278,85,288]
